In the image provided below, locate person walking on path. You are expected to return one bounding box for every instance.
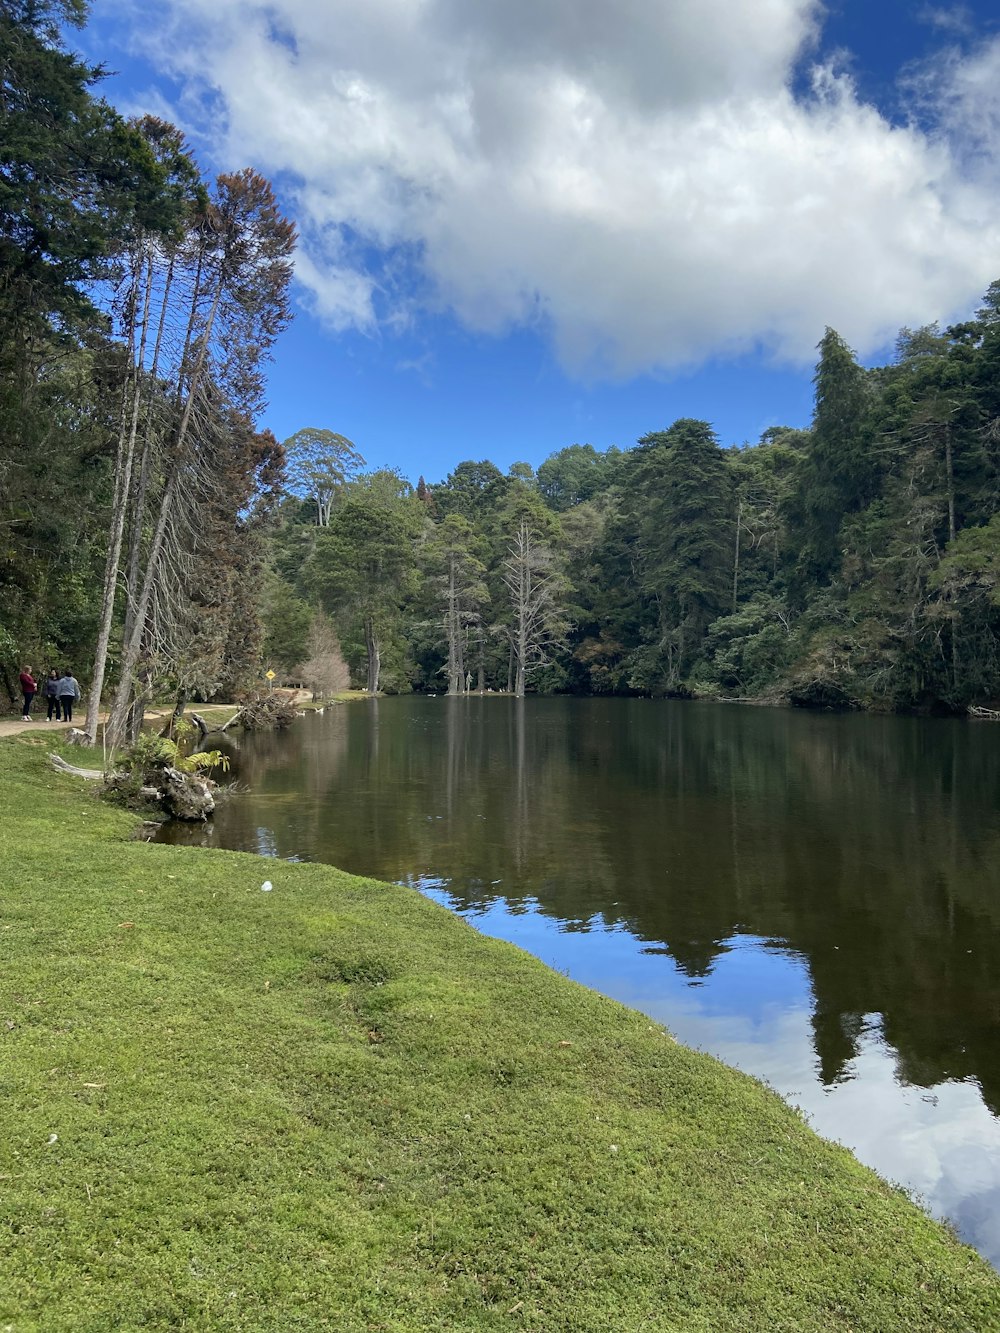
[44,669,62,721]
[57,669,81,723]
[19,666,37,721]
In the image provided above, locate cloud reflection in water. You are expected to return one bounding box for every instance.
[421,889,1000,1268]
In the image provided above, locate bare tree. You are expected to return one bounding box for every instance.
[298,611,351,699]
[97,167,295,751]
[84,119,205,744]
[500,505,569,697]
[427,514,489,695]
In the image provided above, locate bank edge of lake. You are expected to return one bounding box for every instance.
[2,732,998,1333]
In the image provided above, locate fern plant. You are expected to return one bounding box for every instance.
[119,730,230,779]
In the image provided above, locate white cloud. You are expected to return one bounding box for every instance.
[102,0,1000,376]
[905,34,1000,174]
[918,5,976,37]
[291,248,379,333]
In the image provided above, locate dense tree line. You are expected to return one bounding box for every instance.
[267,292,1000,712]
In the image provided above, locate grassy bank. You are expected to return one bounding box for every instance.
[2,733,998,1332]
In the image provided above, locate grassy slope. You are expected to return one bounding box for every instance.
[1,733,998,1333]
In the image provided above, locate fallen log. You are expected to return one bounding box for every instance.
[190,709,244,737]
[189,712,210,741]
[49,754,104,781]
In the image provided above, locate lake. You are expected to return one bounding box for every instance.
[157,695,1000,1265]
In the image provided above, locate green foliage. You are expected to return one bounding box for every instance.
[282,426,365,526]
[926,517,1000,704]
[303,471,425,692]
[705,598,793,696]
[931,517,1000,606]
[115,729,229,779]
[0,341,113,681]
[789,329,877,589]
[625,420,734,689]
[0,1,165,352]
[187,748,230,773]
[537,442,622,511]
[261,572,314,672]
[432,459,509,524]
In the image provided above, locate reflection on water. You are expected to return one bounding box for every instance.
[157,696,1000,1265]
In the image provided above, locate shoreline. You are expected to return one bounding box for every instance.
[2,729,999,1330]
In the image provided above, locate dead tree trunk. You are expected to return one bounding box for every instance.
[364,616,381,694]
[446,554,467,695]
[84,246,154,744]
[105,271,225,752]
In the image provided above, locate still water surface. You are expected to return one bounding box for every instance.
[158,696,1000,1264]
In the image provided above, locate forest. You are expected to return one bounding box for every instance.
[4,0,1000,722]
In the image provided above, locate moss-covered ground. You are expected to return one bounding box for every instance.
[2,732,999,1331]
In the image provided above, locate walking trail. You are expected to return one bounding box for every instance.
[0,714,104,740]
[1,692,303,742]
[0,707,214,742]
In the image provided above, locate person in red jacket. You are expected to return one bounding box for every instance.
[19,666,37,722]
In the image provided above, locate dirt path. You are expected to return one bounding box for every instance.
[0,715,101,739]
[0,707,209,741]
[0,696,305,743]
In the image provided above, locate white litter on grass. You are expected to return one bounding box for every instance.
[47,1133,58,1145]
[261,881,273,892]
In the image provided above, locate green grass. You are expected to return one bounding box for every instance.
[2,733,999,1332]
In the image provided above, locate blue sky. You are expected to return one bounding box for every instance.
[83,0,1000,483]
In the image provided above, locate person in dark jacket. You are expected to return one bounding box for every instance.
[56,669,81,723]
[44,669,61,721]
[19,666,36,721]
